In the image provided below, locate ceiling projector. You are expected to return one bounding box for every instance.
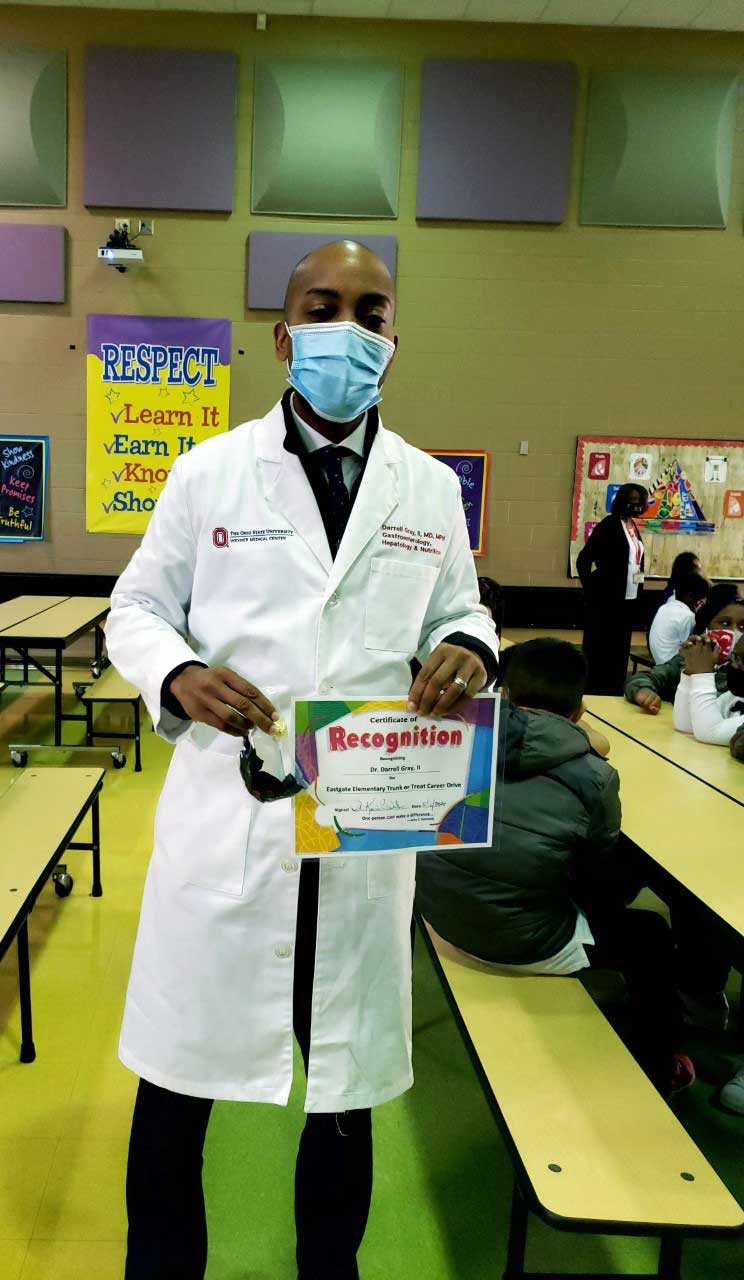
[98,246,144,272]
[98,227,144,273]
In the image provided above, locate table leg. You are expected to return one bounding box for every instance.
[502,1183,528,1280]
[657,1236,683,1280]
[134,699,142,773]
[91,792,102,898]
[54,647,63,746]
[17,919,36,1064]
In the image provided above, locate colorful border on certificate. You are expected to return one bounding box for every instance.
[426,450,489,556]
[292,696,498,857]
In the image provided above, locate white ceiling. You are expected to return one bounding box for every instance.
[6,0,744,30]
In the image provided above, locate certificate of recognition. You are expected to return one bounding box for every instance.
[292,695,499,858]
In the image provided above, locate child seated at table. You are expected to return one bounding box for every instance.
[674,633,744,745]
[625,584,744,715]
[648,571,709,664]
[416,637,693,1096]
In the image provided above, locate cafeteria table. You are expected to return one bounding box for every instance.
[592,720,744,971]
[0,595,109,748]
[585,694,744,808]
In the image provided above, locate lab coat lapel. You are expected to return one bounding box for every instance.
[255,406,333,576]
[329,426,400,592]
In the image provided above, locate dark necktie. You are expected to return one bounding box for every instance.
[315,446,353,556]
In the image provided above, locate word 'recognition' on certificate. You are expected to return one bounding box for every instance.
[292,696,499,858]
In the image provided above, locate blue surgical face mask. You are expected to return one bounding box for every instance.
[286,321,395,424]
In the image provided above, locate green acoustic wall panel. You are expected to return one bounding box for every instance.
[580,69,738,229]
[252,60,402,217]
[0,49,67,207]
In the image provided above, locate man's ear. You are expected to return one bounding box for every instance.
[378,334,399,388]
[274,320,291,364]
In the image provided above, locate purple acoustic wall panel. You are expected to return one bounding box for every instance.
[416,59,577,223]
[0,224,65,302]
[247,232,398,310]
[84,47,237,212]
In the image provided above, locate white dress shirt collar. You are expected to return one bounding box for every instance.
[290,394,367,459]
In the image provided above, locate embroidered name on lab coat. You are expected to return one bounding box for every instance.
[381,524,446,557]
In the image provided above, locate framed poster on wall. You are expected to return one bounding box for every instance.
[570,435,744,580]
[0,435,49,542]
[86,314,231,535]
[427,450,489,556]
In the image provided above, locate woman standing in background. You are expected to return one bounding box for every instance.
[577,483,648,694]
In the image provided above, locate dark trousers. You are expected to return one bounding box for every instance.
[124,862,373,1280]
[582,599,635,695]
[583,906,684,1089]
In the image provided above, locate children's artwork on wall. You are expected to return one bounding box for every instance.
[84,48,238,212]
[86,315,231,535]
[0,435,49,541]
[252,60,402,217]
[0,49,66,206]
[629,452,652,482]
[588,451,610,479]
[705,455,727,483]
[426,451,489,556]
[570,436,744,581]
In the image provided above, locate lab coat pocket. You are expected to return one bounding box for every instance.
[367,854,399,900]
[154,734,251,898]
[367,851,416,901]
[364,558,438,654]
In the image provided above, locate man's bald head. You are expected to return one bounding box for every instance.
[282,240,396,328]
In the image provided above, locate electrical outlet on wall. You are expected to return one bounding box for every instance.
[114,217,131,236]
[138,219,155,236]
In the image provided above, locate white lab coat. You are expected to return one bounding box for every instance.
[106,399,498,1112]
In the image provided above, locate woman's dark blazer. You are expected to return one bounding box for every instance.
[576,514,645,605]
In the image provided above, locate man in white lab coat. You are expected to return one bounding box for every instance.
[107,241,498,1280]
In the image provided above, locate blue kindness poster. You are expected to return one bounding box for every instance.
[0,435,49,541]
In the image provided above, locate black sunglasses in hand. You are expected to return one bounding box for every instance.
[239,735,303,803]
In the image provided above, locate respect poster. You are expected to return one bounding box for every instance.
[86,315,231,534]
[0,435,49,541]
[292,696,499,858]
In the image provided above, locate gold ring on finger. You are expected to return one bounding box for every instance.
[224,702,248,725]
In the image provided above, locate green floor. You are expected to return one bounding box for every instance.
[203,944,744,1279]
[1,676,742,1278]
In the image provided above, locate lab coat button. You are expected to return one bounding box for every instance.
[281,860,299,874]
[274,944,293,959]
[319,681,334,694]
[328,593,339,607]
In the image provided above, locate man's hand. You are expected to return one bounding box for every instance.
[169,665,278,737]
[681,634,720,677]
[634,689,662,715]
[407,643,487,718]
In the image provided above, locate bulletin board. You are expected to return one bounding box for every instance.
[570,435,744,581]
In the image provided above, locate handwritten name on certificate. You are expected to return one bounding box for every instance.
[292,696,499,858]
